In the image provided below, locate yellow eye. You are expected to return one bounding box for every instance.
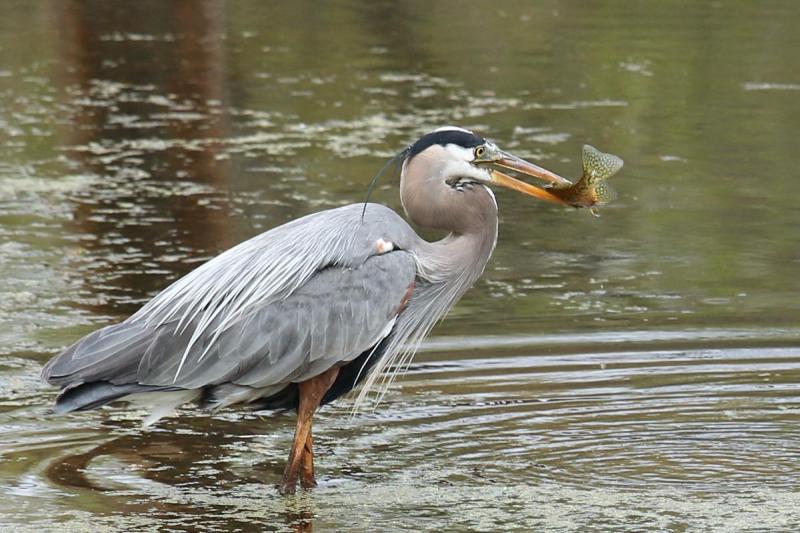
[475,146,485,158]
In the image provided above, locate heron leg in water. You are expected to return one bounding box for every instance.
[280,366,340,494]
[300,429,315,488]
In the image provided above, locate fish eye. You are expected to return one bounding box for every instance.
[474,146,486,159]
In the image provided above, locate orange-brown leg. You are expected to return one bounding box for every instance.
[299,428,315,489]
[279,367,339,494]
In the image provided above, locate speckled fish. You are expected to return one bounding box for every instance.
[547,144,623,214]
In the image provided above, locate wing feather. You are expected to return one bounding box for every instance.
[149,252,416,390]
[43,203,421,401]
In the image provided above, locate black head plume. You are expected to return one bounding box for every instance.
[361,148,407,222]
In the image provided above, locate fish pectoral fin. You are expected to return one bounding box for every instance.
[594,182,618,205]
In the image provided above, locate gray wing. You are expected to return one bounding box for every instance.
[137,251,415,389]
[43,203,419,398]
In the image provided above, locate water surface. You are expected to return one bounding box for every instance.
[1,1,799,531]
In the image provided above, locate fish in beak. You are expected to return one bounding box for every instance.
[475,146,574,205]
[476,143,623,212]
[544,144,623,211]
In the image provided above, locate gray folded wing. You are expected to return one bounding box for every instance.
[138,251,416,390]
[43,203,420,402]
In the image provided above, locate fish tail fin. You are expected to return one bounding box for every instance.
[582,145,624,179]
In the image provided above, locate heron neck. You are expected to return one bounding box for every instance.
[415,215,498,286]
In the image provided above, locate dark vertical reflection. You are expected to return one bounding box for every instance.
[55,0,233,317]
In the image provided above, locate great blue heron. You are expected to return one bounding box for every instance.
[42,126,573,493]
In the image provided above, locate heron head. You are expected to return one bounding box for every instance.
[400,127,571,230]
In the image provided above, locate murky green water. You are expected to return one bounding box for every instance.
[1,1,799,531]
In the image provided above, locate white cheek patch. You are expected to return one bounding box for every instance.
[441,157,492,185]
[375,238,394,254]
[444,143,476,162]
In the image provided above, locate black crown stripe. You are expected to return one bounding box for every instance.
[406,129,485,160]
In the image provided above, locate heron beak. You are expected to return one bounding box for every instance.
[489,169,570,204]
[486,151,573,205]
[494,151,572,186]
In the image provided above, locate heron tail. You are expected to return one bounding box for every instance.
[53,381,172,413]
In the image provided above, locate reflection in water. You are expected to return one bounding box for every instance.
[3,336,797,531]
[58,0,234,316]
[1,0,800,531]
[43,422,316,532]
